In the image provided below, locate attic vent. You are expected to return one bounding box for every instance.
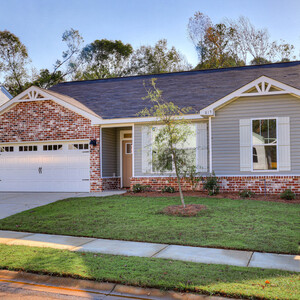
[20,91,46,101]
[20,94,30,100]
[268,85,283,92]
[243,81,285,95]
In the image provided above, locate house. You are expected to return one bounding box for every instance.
[0,61,299,194]
[0,86,13,106]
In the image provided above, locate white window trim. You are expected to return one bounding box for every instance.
[250,117,279,172]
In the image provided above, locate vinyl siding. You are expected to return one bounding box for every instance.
[101,128,117,177]
[211,94,300,175]
[134,122,209,176]
[102,127,132,177]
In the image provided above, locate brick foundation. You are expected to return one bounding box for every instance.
[101,177,121,190]
[130,176,300,194]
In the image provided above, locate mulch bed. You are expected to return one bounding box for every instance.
[161,204,207,217]
[123,191,300,203]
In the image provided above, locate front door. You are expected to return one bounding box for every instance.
[122,140,132,187]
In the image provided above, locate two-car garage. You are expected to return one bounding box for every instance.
[0,141,90,192]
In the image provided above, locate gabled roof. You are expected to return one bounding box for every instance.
[200,75,300,116]
[0,86,102,124]
[0,86,13,105]
[49,61,300,119]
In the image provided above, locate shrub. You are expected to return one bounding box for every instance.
[186,165,202,191]
[203,172,219,196]
[132,184,151,193]
[280,189,296,200]
[161,186,175,193]
[239,189,255,198]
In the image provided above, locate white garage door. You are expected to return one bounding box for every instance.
[0,141,90,192]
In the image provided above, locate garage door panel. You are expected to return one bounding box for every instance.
[0,142,91,192]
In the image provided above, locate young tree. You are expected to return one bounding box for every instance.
[139,79,195,208]
[0,30,30,95]
[130,39,191,75]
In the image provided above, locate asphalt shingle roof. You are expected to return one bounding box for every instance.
[49,61,300,119]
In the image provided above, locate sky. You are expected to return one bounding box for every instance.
[1,0,300,71]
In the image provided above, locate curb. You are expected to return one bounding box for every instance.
[0,270,229,300]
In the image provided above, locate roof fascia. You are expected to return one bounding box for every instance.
[98,114,204,126]
[200,76,300,116]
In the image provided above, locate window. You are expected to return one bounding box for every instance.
[124,133,132,139]
[68,143,89,150]
[253,148,258,163]
[19,145,38,152]
[0,146,14,152]
[125,143,132,154]
[252,119,277,170]
[151,125,196,173]
[43,144,63,151]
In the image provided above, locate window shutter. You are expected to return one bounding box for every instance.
[240,119,251,171]
[141,126,152,173]
[278,117,291,171]
[196,123,208,172]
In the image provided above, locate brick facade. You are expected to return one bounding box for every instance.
[0,100,102,192]
[101,177,121,190]
[130,176,300,194]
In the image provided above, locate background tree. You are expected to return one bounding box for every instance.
[187,12,212,64]
[195,23,245,70]
[225,16,296,64]
[269,40,296,62]
[226,16,272,64]
[189,12,297,68]
[130,39,191,75]
[33,28,83,88]
[139,79,195,208]
[0,30,30,96]
[188,13,245,69]
[75,39,133,80]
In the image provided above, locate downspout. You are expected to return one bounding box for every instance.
[209,116,212,173]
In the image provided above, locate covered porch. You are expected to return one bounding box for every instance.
[101,126,133,190]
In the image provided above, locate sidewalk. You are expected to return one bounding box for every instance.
[0,230,299,272]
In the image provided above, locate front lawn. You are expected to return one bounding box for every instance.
[0,244,299,300]
[0,196,299,254]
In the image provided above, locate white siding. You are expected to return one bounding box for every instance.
[278,117,291,171]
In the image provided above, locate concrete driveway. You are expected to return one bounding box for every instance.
[0,191,126,219]
[0,193,79,219]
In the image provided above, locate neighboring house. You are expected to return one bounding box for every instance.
[0,86,13,106]
[0,61,299,193]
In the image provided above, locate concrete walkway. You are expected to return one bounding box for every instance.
[0,191,126,219]
[0,230,299,272]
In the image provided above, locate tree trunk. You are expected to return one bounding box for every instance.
[173,151,185,208]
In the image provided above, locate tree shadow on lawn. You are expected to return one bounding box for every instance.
[0,244,299,299]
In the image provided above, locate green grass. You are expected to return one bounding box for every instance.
[0,244,299,300]
[0,196,299,254]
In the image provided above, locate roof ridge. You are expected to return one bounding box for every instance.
[53,60,300,86]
